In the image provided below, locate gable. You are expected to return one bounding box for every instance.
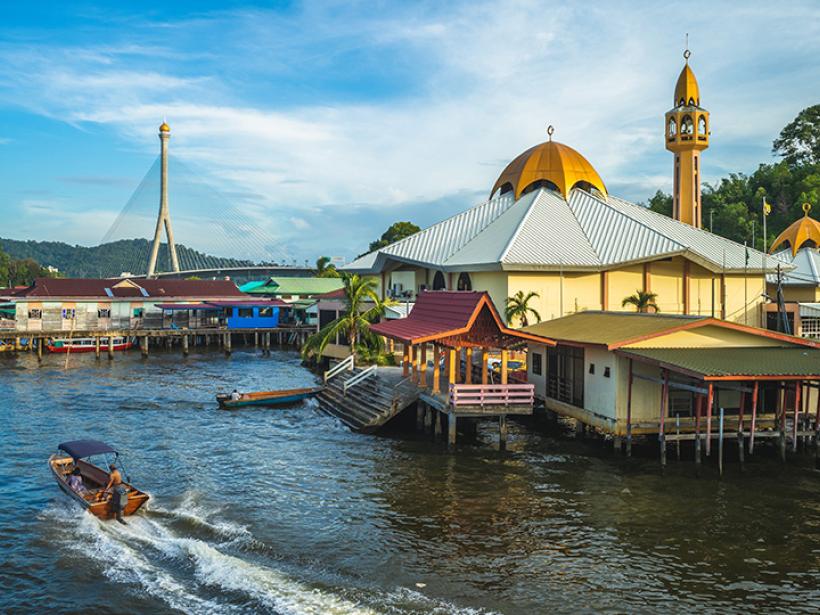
[623,325,796,349]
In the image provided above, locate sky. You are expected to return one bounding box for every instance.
[0,1,818,265]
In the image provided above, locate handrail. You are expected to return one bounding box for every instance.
[343,365,377,395]
[449,383,535,408]
[324,354,354,383]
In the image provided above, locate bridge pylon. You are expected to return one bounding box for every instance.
[146,121,180,278]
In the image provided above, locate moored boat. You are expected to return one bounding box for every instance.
[216,386,323,409]
[47,336,133,353]
[49,439,149,520]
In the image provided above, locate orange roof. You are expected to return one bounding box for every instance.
[770,204,820,256]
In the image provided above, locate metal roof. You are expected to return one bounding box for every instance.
[770,247,820,286]
[343,187,785,274]
[620,347,820,379]
[247,277,344,296]
[523,311,707,347]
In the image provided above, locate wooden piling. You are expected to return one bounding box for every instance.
[424,406,432,432]
[718,407,725,477]
[448,412,457,446]
[694,394,702,466]
[705,383,714,456]
[659,369,669,467]
[108,336,114,360]
[499,414,508,448]
[37,339,43,362]
[793,381,801,453]
[431,345,441,394]
[434,411,442,439]
[140,336,148,357]
[182,335,189,356]
[481,348,488,385]
[675,414,681,461]
[749,381,759,454]
[95,336,101,360]
[416,406,425,431]
[626,358,633,457]
[465,347,473,384]
[224,333,232,355]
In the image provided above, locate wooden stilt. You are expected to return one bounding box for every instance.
[500,349,508,385]
[434,411,442,438]
[225,333,232,355]
[706,383,714,456]
[694,394,702,466]
[140,336,148,357]
[402,345,410,378]
[779,382,787,462]
[423,406,432,432]
[432,345,441,394]
[659,369,668,467]
[95,336,101,360]
[108,336,115,360]
[499,414,508,449]
[465,347,473,384]
[718,406,725,477]
[613,436,623,454]
[37,338,43,362]
[448,412,457,446]
[416,406,425,431]
[675,414,681,461]
[481,348,488,385]
[626,358,633,457]
[182,335,189,356]
[793,381,801,453]
[749,381,759,454]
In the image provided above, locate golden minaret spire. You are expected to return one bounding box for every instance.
[665,39,709,228]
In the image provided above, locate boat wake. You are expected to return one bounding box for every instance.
[41,494,490,615]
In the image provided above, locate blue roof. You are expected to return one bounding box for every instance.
[58,439,117,459]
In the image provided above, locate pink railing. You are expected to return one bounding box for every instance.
[449,384,535,407]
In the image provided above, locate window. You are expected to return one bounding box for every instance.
[668,117,677,138]
[531,352,543,376]
[697,115,707,135]
[97,308,111,318]
[588,363,595,375]
[546,346,584,407]
[681,115,694,135]
[319,309,336,328]
[238,308,254,318]
[432,271,446,290]
[133,308,144,318]
[604,366,611,378]
[457,272,472,291]
[62,308,75,320]
[802,317,820,339]
[28,309,42,319]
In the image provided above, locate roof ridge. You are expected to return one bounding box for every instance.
[495,191,541,264]
[562,189,605,264]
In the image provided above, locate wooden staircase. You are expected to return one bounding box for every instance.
[317,367,420,433]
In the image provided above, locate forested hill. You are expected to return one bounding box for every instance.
[0,238,253,278]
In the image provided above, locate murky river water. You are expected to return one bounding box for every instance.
[1,348,819,614]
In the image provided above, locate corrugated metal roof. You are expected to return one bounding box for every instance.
[523,311,706,347]
[770,247,820,286]
[622,347,820,378]
[343,187,788,274]
[247,277,344,296]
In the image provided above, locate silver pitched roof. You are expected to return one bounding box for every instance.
[343,187,787,274]
[770,247,820,286]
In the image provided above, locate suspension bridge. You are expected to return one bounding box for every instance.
[98,122,312,281]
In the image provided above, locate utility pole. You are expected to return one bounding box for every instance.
[776,264,790,335]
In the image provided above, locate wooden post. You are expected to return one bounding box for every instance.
[779,382,787,462]
[402,345,409,378]
[448,411,457,446]
[500,349,509,385]
[254,332,258,347]
[706,383,714,456]
[660,369,668,467]
[140,336,148,357]
[182,334,189,356]
[95,336,101,360]
[465,347,473,384]
[107,336,114,360]
[416,405,425,431]
[749,381,759,454]
[499,414,508,449]
[434,411,442,438]
[448,348,457,385]
[738,388,746,466]
[481,348,488,385]
[626,358,634,457]
[675,414,681,461]
[695,394,702,466]
[420,345,427,387]
[432,345,441,394]
[411,345,418,383]
[424,406,432,432]
[793,381,801,453]
[225,333,232,355]
[37,338,43,362]
[718,407,725,477]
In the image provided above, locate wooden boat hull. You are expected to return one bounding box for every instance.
[49,455,149,520]
[217,386,323,409]
[47,338,133,354]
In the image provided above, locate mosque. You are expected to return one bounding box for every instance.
[343,52,785,328]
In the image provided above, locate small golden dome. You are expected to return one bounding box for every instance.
[770,203,820,256]
[674,63,700,107]
[159,121,171,133]
[491,134,607,201]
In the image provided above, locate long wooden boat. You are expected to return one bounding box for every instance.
[49,439,149,520]
[47,337,133,353]
[216,386,323,409]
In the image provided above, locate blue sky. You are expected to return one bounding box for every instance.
[1,1,819,264]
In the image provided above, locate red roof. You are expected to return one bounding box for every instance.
[12,278,245,299]
[370,291,553,347]
[155,299,289,310]
[314,288,346,300]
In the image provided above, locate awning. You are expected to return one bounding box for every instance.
[59,439,117,459]
[618,347,820,381]
[799,303,820,318]
[155,303,221,311]
[205,299,288,308]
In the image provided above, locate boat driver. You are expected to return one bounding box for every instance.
[230,389,241,401]
[101,464,128,525]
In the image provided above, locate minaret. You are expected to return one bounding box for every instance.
[665,48,709,228]
[146,121,180,277]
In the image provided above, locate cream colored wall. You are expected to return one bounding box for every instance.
[650,259,684,313]
[584,346,617,419]
[688,262,717,317]
[388,271,415,296]
[527,343,547,400]
[470,271,508,317]
[775,284,820,303]
[725,274,766,326]
[507,272,601,324]
[625,325,788,349]
[608,264,644,312]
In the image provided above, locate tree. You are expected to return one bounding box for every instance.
[646,190,672,217]
[505,290,541,327]
[301,273,395,358]
[621,289,659,313]
[773,104,820,166]
[314,256,340,278]
[367,221,421,253]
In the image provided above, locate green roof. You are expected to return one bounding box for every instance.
[522,311,707,347]
[247,277,344,296]
[621,347,820,379]
[239,280,266,293]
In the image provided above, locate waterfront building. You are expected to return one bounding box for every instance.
[243,277,345,325]
[342,57,785,327]
[1,277,248,333]
[764,203,820,338]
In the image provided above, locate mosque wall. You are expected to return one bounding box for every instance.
[607,265,644,311]
[469,272,508,316]
[649,259,684,313]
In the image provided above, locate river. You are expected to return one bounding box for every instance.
[1,348,819,614]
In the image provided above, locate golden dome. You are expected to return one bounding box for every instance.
[159,121,171,133]
[491,133,607,200]
[674,63,700,107]
[770,203,820,256]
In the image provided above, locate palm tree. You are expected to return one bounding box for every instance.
[302,273,394,358]
[505,290,541,327]
[621,289,659,313]
[314,256,340,278]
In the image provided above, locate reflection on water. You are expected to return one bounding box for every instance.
[1,349,819,614]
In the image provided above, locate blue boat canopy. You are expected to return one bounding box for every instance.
[58,439,118,459]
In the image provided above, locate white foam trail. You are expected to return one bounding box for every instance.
[149,492,253,544]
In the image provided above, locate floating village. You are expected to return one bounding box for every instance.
[3,53,820,481]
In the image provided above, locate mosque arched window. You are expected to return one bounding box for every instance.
[432,271,446,290]
[456,272,472,291]
[697,115,707,135]
[521,179,561,197]
[497,182,514,197]
[681,115,694,135]
[688,97,696,106]
[668,117,677,138]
